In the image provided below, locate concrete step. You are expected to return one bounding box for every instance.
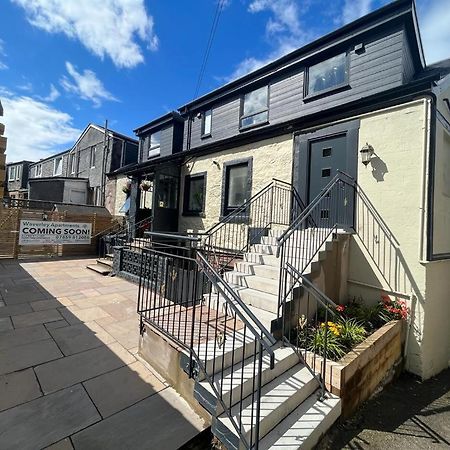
[259,393,341,450]
[213,364,319,450]
[234,261,279,281]
[194,344,298,415]
[86,263,111,276]
[247,305,277,331]
[224,272,280,296]
[237,287,279,314]
[244,252,279,267]
[96,258,113,268]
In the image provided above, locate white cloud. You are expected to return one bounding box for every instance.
[341,0,372,25]
[17,82,33,92]
[36,84,60,102]
[11,0,158,68]
[225,0,314,81]
[0,87,81,162]
[419,0,450,65]
[60,62,118,107]
[0,39,7,70]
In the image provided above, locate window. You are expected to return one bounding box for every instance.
[148,131,161,158]
[306,53,348,97]
[90,146,96,168]
[8,166,16,180]
[35,164,42,177]
[183,174,206,216]
[202,109,212,137]
[240,86,269,129]
[70,152,77,174]
[54,157,63,176]
[223,160,252,216]
[16,165,21,181]
[95,186,102,206]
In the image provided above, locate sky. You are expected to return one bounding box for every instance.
[0,0,449,163]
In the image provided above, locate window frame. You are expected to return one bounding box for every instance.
[304,52,350,100]
[8,166,16,181]
[148,130,161,159]
[221,157,253,219]
[70,152,77,174]
[16,165,21,181]
[53,156,63,176]
[201,109,212,139]
[239,85,270,131]
[90,146,96,168]
[183,172,207,217]
[35,164,42,178]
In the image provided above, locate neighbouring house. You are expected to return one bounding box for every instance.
[28,124,138,213]
[5,160,34,199]
[96,1,450,448]
[0,101,7,198]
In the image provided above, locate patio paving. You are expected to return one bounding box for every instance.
[0,257,206,449]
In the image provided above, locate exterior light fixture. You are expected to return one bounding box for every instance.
[360,142,374,166]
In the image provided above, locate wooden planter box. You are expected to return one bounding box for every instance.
[305,320,405,418]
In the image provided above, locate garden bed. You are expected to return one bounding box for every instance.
[305,319,405,418]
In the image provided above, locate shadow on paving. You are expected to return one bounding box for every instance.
[318,368,450,450]
[0,258,205,450]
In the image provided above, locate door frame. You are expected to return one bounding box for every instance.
[293,119,360,204]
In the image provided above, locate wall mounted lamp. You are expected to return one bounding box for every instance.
[212,160,220,169]
[360,142,375,166]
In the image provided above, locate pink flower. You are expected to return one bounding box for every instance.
[336,305,345,312]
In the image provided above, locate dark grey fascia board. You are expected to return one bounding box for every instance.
[133,111,184,136]
[178,0,416,112]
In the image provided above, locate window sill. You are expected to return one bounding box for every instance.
[201,133,212,140]
[239,120,269,132]
[303,83,350,102]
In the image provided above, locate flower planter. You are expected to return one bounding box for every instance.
[304,320,405,418]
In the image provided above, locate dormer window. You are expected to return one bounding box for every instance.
[202,109,212,138]
[240,86,269,130]
[306,53,349,98]
[148,130,161,158]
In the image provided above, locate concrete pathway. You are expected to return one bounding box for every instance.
[0,258,206,450]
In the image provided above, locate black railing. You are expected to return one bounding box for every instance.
[203,179,305,273]
[276,172,356,394]
[137,238,275,449]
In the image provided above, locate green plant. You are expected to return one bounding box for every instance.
[337,318,367,349]
[306,325,346,361]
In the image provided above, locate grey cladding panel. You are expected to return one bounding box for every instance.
[160,126,174,157]
[184,26,409,150]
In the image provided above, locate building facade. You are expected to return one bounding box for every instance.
[5,160,33,199]
[0,101,7,198]
[118,0,450,381]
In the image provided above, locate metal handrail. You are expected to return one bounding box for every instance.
[197,251,277,356]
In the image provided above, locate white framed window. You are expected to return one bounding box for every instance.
[35,164,43,177]
[95,186,102,206]
[70,152,77,174]
[202,109,212,137]
[90,146,96,168]
[53,157,63,176]
[148,130,161,158]
[8,166,16,180]
[240,86,269,129]
[16,165,21,181]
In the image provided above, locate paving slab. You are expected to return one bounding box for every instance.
[0,316,13,332]
[0,339,62,375]
[35,342,135,394]
[71,387,205,450]
[12,309,64,328]
[31,299,63,312]
[0,368,42,412]
[49,322,116,356]
[98,317,140,349]
[0,384,100,450]
[45,320,70,330]
[100,301,138,321]
[58,306,111,325]
[0,325,50,351]
[0,302,33,318]
[44,438,74,450]
[83,360,167,418]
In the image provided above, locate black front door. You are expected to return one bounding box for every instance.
[307,133,355,228]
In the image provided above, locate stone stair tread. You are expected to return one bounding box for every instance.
[246,305,276,331]
[86,264,111,275]
[259,393,341,450]
[216,364,317,440]
[97,258,113,267]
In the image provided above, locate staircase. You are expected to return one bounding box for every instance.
[86,256,113,276]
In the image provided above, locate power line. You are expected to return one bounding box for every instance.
[193,0,226,100]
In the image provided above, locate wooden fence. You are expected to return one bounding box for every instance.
[0,206,118,259]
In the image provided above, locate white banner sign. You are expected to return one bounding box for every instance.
[19,220,92,245]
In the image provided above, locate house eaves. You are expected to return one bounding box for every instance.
[134,111,184,136]
[29,149,71,167]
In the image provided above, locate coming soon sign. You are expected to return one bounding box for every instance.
[19,220,92,245]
